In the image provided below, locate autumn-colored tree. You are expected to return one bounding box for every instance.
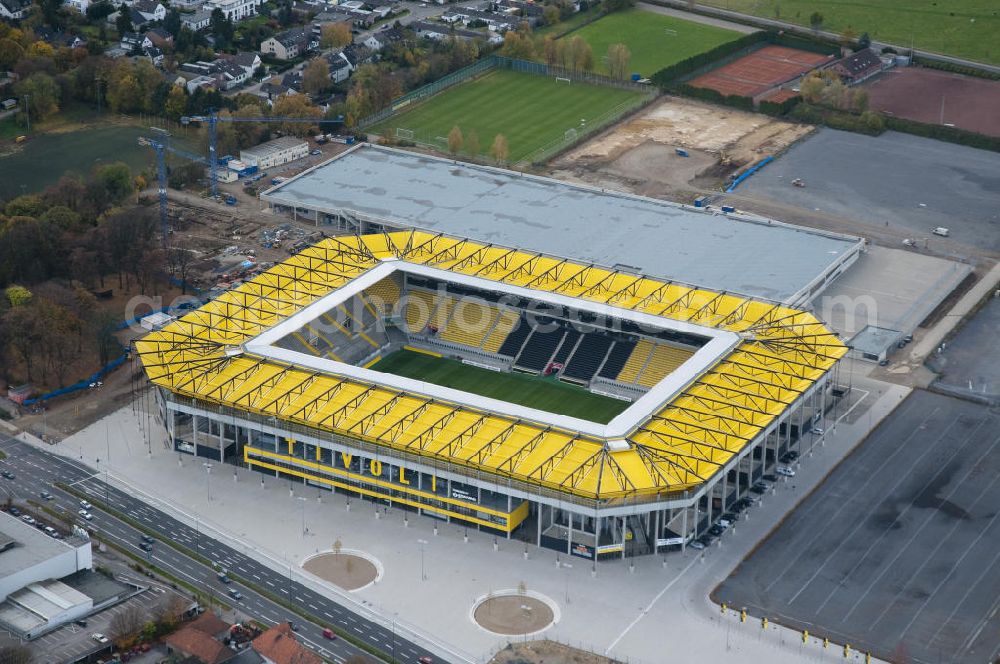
[568,36,592,72]
[490,133,509,165]
[447,125,463,154]
[164,85,188,120]
[271,94,323,135]
[465,129,480,157]
[320,22,352,49]
[540,34,558,66]
[302,58,330,96]
[606,43,630,80]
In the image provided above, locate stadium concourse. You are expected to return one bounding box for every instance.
[135,230,847,560]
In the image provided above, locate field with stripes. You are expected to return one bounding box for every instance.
[371,69,647,163]
[370,349,630,424]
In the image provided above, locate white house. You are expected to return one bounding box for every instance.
[63,0,90,14]
[0,0,32,18]
[133,0,166,21]
[204,0,261,22]
[181,8,212,30]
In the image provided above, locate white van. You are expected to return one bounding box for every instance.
[932,227,950,237]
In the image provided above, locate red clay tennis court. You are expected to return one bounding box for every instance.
[864,67,1000,137]
[690,45,833,97]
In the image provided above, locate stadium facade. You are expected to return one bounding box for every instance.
[138,231,847,560]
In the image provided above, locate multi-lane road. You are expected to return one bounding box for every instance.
[0,435,441,664]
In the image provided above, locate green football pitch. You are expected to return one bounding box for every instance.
[370,350,630,424]
[699,0,1000,66]
[371,69,648,163]
[569,9,745,77]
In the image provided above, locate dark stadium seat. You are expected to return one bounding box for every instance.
[562,333,613,382]
[598,339,637,379]
[515,321,566,372]
[551,328,581,365]
[496,315,531,357]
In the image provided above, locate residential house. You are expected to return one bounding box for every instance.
[0,0,31,19]
[63,0,91,14]
[258,78,296,101]
[363,26,406,51]
[120,31,153,51]
[495,0,544,18]
[164,613,235,664]
[133,0,166,21]
[184,74,217,93]
[179,58,251,89]
[203,0,262,22]
[227,51,262,77]
[252,623,321,664]
[280,70,302,91]
[170,0,204,8]
[828,48,884,85]
[441,6,521,31]
[339,43,372,69]
[142,44,164,65]
[128,6,151,27]
[145,26,174,48]
[35,27,88,48]
[181,8,212,30]
[260,27,310,60]
[326,52,351,83]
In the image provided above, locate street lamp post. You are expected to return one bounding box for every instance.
[297,496,307,537]
[417,539,428,581]
[203,463,213,501]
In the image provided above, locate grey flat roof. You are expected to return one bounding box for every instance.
[0,513,72,580]
[262,145,863,302]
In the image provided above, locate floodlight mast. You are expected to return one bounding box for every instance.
[180,110,345,198]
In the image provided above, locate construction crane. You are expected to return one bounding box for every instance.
[180,111,344,198]
[138,135,209,249]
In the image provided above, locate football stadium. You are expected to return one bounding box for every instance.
[137,229,848,560]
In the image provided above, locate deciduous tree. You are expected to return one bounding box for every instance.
[447,125,463,153]
[320,22,352,49]
[606,42,630,79]
[490,133,509,165]
[302,58,330,96]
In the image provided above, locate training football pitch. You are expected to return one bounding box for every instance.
[699,0,1000,65]
[370,350,630,424]
[570,9,745,77]
[371,69,648,163]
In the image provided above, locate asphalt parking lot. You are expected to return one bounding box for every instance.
[926,295,1000,401]
[739,129,1000,255]
[714,390,1000,664]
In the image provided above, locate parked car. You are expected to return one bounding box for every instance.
[310,149,322,155]
[20,515,35,525]
[419,657,433,664]
[40,491,53,500]
[140,542,153,552]
[322,627,337,640]
[91,633,109,644]
[762,474,778,483]
[78,509,93,520]
[80,500,93,510]
[688,539,706,550]
[1,470,14,479]
[776,466,796,477]
[708,524,724,536]
[141,534,155,544]
[810,427,824,435]
[218,573,231,584]
[228,589,243,601]
[8,506,21,517]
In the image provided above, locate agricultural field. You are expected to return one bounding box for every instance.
[568,8,745,77]
[372,69,648,163]
[699,0,1000,65]
[370,350,630,423]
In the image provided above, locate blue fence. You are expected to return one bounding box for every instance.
[725,155,774,193]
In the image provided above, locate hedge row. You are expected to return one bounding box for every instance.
[884,116,1000,153]
[670,83,754,110]
[787,104,886,135]
[759,94,801,117]
[650,31,765,85]
[911,57,1000,81]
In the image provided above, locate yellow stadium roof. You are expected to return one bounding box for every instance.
[136,231,847,502]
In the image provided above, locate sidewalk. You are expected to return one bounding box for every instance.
[32,370,905,664]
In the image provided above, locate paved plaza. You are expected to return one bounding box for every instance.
[29,369,908,664]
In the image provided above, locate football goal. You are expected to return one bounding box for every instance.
[555,76,572,85]
[395,128,414,140]
[564,128,578,142]
[664,28,677,36]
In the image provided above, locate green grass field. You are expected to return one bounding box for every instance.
[700,0,1000,66]
[372,69,647,162]
[370,350,629,424]
[569,9,745,77]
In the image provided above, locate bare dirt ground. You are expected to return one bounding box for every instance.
[490,640,622,664]
[548,96,812,200]
[302,553,378,591]
[474,595,554,636]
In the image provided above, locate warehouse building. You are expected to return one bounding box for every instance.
[240,136,309,170]
[259,144,865,306]
[0,512,94,639]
